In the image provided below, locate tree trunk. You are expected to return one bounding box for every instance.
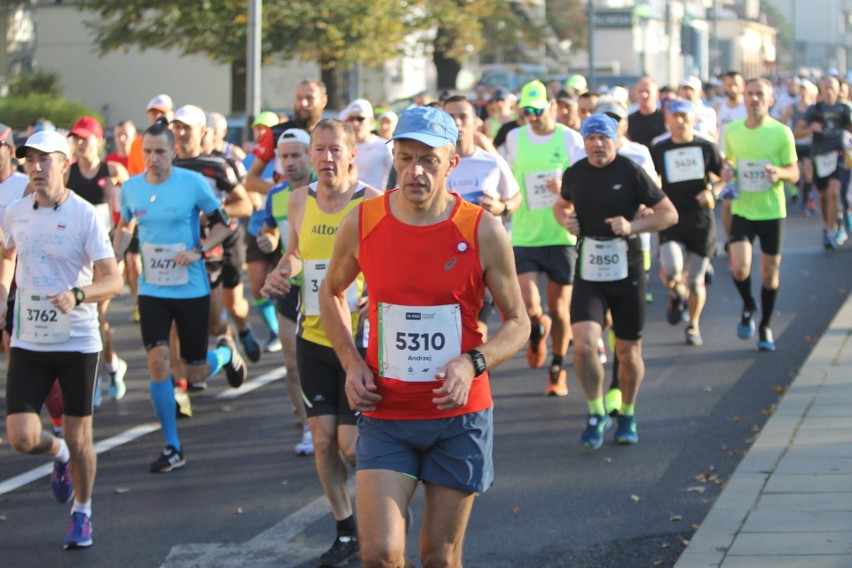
[321,63,349,111]
[231,60,247,114]
[433,28,462,91]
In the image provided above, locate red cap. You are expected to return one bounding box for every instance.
[69,116,103,140]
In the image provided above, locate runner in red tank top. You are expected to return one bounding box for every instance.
[319,106,529,568]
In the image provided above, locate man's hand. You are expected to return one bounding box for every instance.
[478,190,504,216]
[48,290,76,315]
[605,216,632,236]
[545,176,562,195]
[432,355,475,410]
[257,232,278,254]
[261,267,292,298]
[344,360,382,412]
[174,249,202,267]
[764,163,781,184]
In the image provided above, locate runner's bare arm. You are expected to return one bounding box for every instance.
[319,208,381,411]
[261,186,306,297]
[433,212,530,410]
[112,216,137,259]
[244,157,275,195]
[0,244,16,315]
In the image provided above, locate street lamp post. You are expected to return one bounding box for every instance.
[246,0,262,144]
[589,0,596,89]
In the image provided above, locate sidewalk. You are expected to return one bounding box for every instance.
[675,293,852,568]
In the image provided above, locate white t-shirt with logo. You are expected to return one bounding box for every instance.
[355,135,393,190]
[3,192,114,353]
[447,147,519,205]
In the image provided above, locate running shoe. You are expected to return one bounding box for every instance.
[319,534,359,567]
[239,329,262,363]
[264,333,282,353]
[63,512,93,550]
[52,425,63,437]
[737,308,756,340]
[824,229,837,250]
[597,337,607,365]
[174,388,193,419]
[757,326,776,352]
[217,334,248,388]
[704,263,714,286]
[645,291,654,304]
[130,303,140,323]
[294,425,314,456]
[525,314,551,369]
[605,388,622,416]
[51,459,74,503]
[845,212,852,233]
[107,357,128,400]
[835,227,848,246]
[149,445,185,473]
[581,414,611,450]
[187,380,208,392]
[685,324,703,346]
[545,365,568,397]
[615,415,639,445]
[666,289,684,325]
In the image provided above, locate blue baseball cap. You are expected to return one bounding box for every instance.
[580,113,618,141]
[391,106,458,148]
[669,99,695,115]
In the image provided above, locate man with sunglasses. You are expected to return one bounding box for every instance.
[345,99,393,190]
[505,80,583,397]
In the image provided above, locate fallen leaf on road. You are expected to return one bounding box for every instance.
[602,457,613,463]
[236,507,243,514]
[732,415,741,423]
[690,524,700,530]
[687,486,706,494]
[653,560,664,566]
[670,515,682,522]
[772,386,786,395]
[220,405,233,413]
[512,507,521,516]
[630,494,641,503]
[0,514,6,521]
[281,480,288,485]
[661,542,671,549]
[114,487,130,494]
[682,539,691,546]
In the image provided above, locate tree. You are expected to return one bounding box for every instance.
[75,0,419,110]
[7,70,63,98]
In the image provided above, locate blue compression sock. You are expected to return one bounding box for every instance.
[206,346,232,377]
[253,297,280,335]
[149,380,180,451]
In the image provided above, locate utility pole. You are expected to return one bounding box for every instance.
[246,0,262,144]
[589,0,596,89]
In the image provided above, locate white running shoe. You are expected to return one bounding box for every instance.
[294,426,314,456]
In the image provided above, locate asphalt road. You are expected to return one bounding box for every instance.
[0,208,850,568]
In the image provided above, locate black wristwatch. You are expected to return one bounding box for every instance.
[71,287,85,306]
[465,349,487,377]
[501,202,510,218]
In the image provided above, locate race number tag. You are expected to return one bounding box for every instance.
[448,177,484,205]
[16,291,71,344]
[141,243,189,286]
[664,147,705,183]
[580,238,628,282]
[524,169,562,211]
[303,259,359,316]
[378,303,462,382]
[814,151,838,178]
[737,159,771,192]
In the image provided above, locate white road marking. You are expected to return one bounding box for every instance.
[0,366,286,497]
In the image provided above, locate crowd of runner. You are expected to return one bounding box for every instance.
[2,67,847,565]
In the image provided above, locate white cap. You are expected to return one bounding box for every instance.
[172,105,206,127]
[15,131,70,159]
[679,76,703,92]
[608,86,630,105]
[278,128,311,147]
[347,99,374,119]
[146,94,174,112]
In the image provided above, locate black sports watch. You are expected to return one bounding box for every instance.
[71,287,86,306]
[465,349,487,377]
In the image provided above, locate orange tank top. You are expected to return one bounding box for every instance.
[358,189,491,420]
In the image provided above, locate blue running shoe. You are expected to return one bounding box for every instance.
[737,309,756,340]
[615,415,639,445]
[757,326,776,352]
[581,414,610,450]
[51,459,74,504]
[63,512,93,549]
[239,329,262,363]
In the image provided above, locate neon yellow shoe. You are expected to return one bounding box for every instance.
[605,388,622,416]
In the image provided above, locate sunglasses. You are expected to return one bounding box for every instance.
[520,106,546,117]
[347,116,367,123]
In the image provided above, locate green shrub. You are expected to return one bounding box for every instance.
[0,94,103,130]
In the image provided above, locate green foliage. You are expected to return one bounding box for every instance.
[546,0,588,52]
[0,94,102,130]
[7,70,63,98]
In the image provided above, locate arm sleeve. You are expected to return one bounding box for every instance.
[251,128,275,163]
